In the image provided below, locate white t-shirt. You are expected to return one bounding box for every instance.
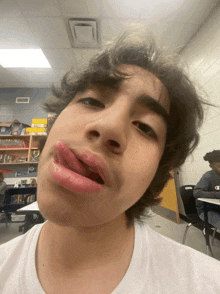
[0,220,220,293]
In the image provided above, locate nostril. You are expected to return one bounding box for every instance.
[89,130,99,137]
[109,140,120,147]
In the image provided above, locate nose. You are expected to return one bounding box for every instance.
[85,107,129,154]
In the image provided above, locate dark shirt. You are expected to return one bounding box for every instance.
[0,181,7,206]
[193,170,220,215]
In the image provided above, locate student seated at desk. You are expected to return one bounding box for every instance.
[1,27,220,294]
[193,150,220,229]
[0,170,7,206]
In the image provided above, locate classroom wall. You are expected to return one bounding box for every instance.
[178,5,220,186]
[0,87,50,184]
[0,88,50,125]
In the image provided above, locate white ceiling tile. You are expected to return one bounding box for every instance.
[139,0,219,25]
[26,17,71,49]
[52,48,101,77]
[101,18,148,44]
[101,18,199,53]
[0,18,39,49]
[71,48,100,70]
[102,0,144,18]
[0,0,22,18]
[139,0,188,22]
[14,0,61,17]
[53,68,69,80]
[42,49,76,69]
[101,18,168,48]
[102,0,219,21]
[59,0,102,17]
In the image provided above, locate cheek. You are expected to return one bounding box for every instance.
[123,148,161,198]
[47,110,81,140]
[136,159,159,186]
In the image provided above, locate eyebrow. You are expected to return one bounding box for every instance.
[137,95,169,125]
[92,77,122,88]
[88,78,170,124]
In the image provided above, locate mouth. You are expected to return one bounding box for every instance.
[78,159,105,185]
[51,141,107,192]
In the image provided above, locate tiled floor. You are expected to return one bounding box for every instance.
[146,212,220,260]
[1,212,220,260]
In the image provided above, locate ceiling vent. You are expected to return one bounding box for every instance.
[16,97,30,104]
[68,18,100,48]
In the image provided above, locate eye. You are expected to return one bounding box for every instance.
[133,121,158,140]
[77,97,105,108]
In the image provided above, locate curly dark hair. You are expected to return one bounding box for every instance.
[204,150,220,164]
[42,27,208,225]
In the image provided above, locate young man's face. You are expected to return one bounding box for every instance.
[37,65,170,227]
[211,162,220,176]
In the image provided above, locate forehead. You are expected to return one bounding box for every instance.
[116,64,170,112]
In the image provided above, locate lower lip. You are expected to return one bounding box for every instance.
[51,161,102,193]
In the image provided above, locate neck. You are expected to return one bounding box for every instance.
[36,214,134,272]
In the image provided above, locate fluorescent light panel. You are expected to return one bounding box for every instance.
[0,49,51,68]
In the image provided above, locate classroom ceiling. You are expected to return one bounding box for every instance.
[0,0,219,88]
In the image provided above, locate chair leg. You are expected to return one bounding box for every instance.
[203,228,214,257]
[211,228,217,246]
[183,223,193,244]
[4,212,8,228]
[5,215,8,228]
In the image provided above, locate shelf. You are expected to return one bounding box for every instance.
[0,135,31,138]
[0,134,44,165]
[0,162,38,165]
[0,134,47,137]
[0,148,29,151]
[0,134,31,137]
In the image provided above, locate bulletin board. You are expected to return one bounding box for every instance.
[152,177,180,224]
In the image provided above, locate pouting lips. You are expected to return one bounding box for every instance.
[54,141,105,185]
[86,171,104,184]
[79,160,104,185]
